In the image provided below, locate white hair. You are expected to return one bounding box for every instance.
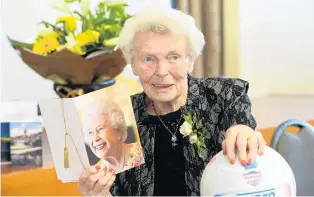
[117,7,205,64]
[82,99,127,142]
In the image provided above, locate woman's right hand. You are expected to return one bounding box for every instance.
[78,165,116,196]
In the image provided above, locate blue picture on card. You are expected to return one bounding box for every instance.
[10,121,43,167]
[1,122,11,163]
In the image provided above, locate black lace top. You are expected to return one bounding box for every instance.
[110,75,257,196]
[148,109,186,196]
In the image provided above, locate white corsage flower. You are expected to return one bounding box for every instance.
[189,134,198,144]
[180,121,193,136]
[181,112,207,161]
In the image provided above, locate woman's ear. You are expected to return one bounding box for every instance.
[131,63,139,76]
[130,54,139,76]
[117,132,124,142]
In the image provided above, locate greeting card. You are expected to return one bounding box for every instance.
[39,84,144,183]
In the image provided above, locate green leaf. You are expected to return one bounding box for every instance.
[184,112,191,118]
[7,37,33,50]
[182,113,193,125]
[38,21,65,35]
[199,120,203,127]
[113,6,127,19]
[86,12,95,30]
[196,119,203,129]
[74,10,87,20]
[198,149,205,160]
[198,136,204,143]
[196,140,201,149]
[195,122,200,129]
[193,112,197,122]
[202,127,207,134]
[74,11,89,32]
[202,143,207,148]
[191,146,196,158]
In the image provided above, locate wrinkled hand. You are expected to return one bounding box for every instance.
[78,164,116,196]
[222,124,266,166]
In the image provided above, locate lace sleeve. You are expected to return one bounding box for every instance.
[224,79,257,129]
[216,78,257,147]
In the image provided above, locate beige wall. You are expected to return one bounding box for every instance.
[222,0,239,79]
[223,0,314,99]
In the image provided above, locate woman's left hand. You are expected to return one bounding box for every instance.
[222,124,266,166]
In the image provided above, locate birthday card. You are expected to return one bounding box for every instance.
[39,85,145,183]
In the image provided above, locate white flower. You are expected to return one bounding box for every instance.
[37,27,58,38]
[180,121,193,136]
[189,134,198,144]
[50,0,71,14]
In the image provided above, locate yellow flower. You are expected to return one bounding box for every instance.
[87,30,100,42]
[57,16,78,32]
[57,44,85,55]
[70,45,85,55]
[33,36,60,55]
[75,33,90,47]
[75,30,100,47]
[57,34,85,55]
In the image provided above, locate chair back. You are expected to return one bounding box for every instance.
[270,119,314,196]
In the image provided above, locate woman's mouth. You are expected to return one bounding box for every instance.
[94,142,107,150]
[153,84,173,88]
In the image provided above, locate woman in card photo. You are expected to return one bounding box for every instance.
[81,99,144,174]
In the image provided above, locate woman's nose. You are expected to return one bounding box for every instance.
[155,60,169,77]
[92,131,100,141]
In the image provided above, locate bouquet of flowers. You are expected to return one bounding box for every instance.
[8,0,131,96]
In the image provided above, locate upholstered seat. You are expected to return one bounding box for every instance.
[271,119,314,196]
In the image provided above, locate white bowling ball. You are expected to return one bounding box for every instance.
[200,146,296,196]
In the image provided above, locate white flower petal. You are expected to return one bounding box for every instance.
[180,121,193,136]
[189,134,198,144]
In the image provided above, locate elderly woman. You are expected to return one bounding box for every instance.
[81,99,144,174]
[78,7,266,196]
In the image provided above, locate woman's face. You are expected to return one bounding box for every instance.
[84,114,122,159]
[131,31,194,103]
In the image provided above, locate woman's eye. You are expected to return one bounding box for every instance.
[170,55,179,61]
[88,131,93,135]
[144,56,153,62]
[98,127,105,132]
